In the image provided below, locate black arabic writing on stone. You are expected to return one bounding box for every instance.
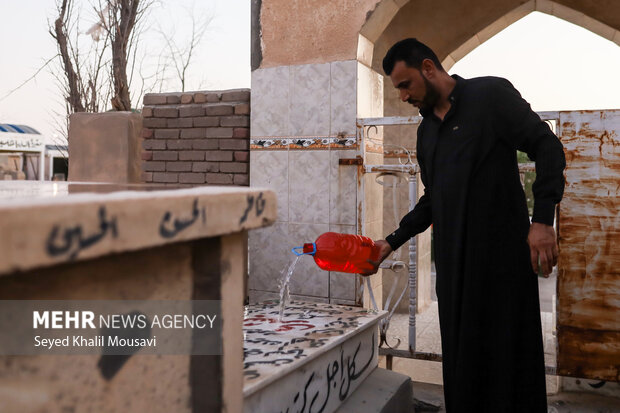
[159,198,204,238]
[239,192,265,224]
[243,358,295,370]
[276,332,376,413]
[242,301,375,382]
[46,206,118,260]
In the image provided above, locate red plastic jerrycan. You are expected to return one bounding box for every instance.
[292,232,380,274]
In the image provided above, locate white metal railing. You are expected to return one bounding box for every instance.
[356,112,560,373]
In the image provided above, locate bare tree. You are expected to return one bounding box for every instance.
[51,0,85,113]
[50,0,111,116]
[158,4,213,92]
[50,0,215,117]
[94,0,153,110]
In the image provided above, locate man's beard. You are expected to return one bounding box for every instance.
[408,72,440,112]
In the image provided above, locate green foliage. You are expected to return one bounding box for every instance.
[517,150,531,163]
[523,172,535,216]
[517,151,534,216]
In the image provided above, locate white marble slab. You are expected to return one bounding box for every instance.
[243,301,386,413]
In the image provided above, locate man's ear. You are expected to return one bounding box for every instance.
[421,58,436,78]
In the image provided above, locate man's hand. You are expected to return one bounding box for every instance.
[527,222,558,277]
[359,240,393,276]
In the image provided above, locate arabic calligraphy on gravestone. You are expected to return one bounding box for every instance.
[243,301,380,413]
[159,198,206,238]
[44,192,269,261]
[46,206,118,260]
[243,300,377,378]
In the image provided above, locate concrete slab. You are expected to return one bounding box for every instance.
[0,181,276,275]
[411,381,444,412]
[335,367,412,413]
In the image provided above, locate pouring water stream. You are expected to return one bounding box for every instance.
[278,255,301,322]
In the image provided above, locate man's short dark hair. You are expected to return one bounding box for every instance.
[382,38,444,75]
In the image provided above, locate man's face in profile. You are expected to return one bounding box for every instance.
[390,60,440,113]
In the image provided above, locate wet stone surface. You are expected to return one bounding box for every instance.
[243,300,386,396]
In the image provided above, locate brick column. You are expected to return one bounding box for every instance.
[141,89,250,186]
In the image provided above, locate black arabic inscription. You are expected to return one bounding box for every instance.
[159,198,205,238]
[278,332,376,413]
[239,192,266,224]
[46,206,118,260]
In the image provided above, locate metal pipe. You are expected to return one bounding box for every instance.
[378,348,559,376]
[357,112,562,363]
[361,162,420,352]
[357,115,423,126]
[379,259,406,272]
[364,164,418,174]
[408,172,417,352]
[356,112,558,128]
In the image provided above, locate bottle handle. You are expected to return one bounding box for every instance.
[291,243,316,256]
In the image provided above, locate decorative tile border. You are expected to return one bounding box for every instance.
[288,137,330,150]
[251,135,357,150]
[328,135,357,149]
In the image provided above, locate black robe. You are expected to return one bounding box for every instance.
[386,75,566,412]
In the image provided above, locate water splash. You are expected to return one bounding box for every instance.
[278,255,301,322]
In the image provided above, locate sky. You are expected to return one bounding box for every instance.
[450,12,620,112]
[0,0,250,142]
[0,5,619,143]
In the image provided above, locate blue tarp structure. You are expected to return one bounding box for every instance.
[0,124,41,135]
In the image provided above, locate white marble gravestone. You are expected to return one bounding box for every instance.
[243,300,387,413]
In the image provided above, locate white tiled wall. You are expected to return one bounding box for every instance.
[250,151,289,221]
[248,222,291,291]
[250,60,385,305]
[290,63,331,136]
[330,60,357,135]
[251,60,358,139]
[251,66,290,137]
[288,151,331,224]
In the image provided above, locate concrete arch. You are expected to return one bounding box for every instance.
[359,0,620,73]
[360,0,620,318]
[440,0,620,71]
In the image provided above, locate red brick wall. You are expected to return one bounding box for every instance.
[141,89,250,186]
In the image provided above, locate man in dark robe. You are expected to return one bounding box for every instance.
[363,38,566,412]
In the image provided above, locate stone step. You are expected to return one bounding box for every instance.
[335,367,413,413]
[243,300,387,413]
